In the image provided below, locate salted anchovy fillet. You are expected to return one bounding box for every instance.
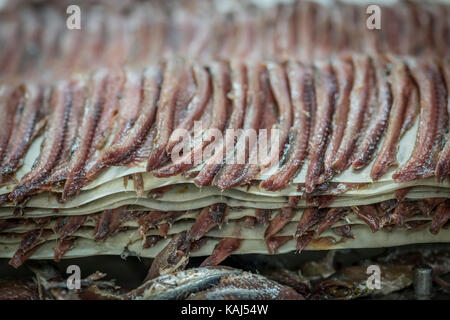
[274,4,296,58]
[154,62,229,177]
[9,229,52,268]
[393,60,448,183]
[53,239,74,263]
[190,203,227,241]
[44,82,86,186]
[331,55,374,173]
[62,70,110,201]
[147,60,187,171]
[389,201,422,226]
[9,81,72,202]
[0,86,24,167]
[71,9,105,70]
[418,198,446,216]
[0,219,21,233]
[90,69,125,152]
[53,238,77,259]
[295,207,322,237]
[430,5,450,58]
[435,60,450,181]
[371,59,419,180]
[166,64,211,153]
[146,231,191,281]
[258,62,293,169]
[266,236,291,254]
[194,62,247,187]
[316,5,335,58]
[255,209,272,225]
[305,61,337,193]
[54,215,87,240]
[200,238,242,267]
[351,205,380,232]
[352,59,392,169]
[262,62,314,190]
[296,230,315,253]
[230,63,279,185]
[394,187,412,201]
[86,70,144,187]
[430,201,450,234]
[53,215,87,261]
[125,267,242,300]
[0,19,20,76]
[297,1,318,62]
[188,272,304,300]
[86,67,161,179]
[320,57,354,183]
[39,8,62,71]
[399,66,421,134]
[93,71,143,154]
[214,64,265,189]
[50,70,124,188]
[94,208,138,240]
[16,9,42,75]
[316,208,346,235]
[0,84,44,182]
[404,220,429,231]
[138,211,186,237]
[333,225,354,239]
[264,207,294,239]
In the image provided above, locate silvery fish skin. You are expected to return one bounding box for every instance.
[125,266,242,300]
[188,271,304,300]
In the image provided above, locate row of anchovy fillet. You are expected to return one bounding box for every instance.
[0,55,449,204]
[1,0,450,80]
[1,198,449,269]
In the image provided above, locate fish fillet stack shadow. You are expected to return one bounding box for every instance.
[1,54,450,270]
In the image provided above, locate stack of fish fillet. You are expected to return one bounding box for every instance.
[0,54,450,269]
[0,0,449,271]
